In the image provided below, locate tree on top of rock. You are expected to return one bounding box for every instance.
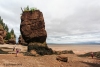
[21,6,38,12]
[4,25,9,32]
[0,24,4,30]
[0,16,16,42]
[0,16,9,32]
[10,29,14,35]
[10,28,16,39]
[5,32,11,40]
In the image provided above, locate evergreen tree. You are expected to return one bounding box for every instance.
[10,28,16,38]
[0,17,3,26]
[0,16,7,31]
[5,32,11,40]
[10,28,14,35]
[0,16,16,40]
[4,25,9,32]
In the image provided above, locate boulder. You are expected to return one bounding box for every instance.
[56,56,68,62]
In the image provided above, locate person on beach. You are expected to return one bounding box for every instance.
[90,52,94,59]
[16,48,19,57]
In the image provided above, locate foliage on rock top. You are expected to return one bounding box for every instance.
[21,6,38,12]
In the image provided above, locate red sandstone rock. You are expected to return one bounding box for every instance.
[0,24,6,44]
[8,39,16,44]
[20,10,47,44]
[18,35,27,45]
[0,36,4,44]
[56,56,68,62]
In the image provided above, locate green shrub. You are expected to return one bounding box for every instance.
[22,6,38,12]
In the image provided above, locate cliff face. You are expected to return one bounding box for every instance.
[20,10,47,44]
[0,24,6,44]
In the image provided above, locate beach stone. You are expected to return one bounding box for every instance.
[56,56,68,62]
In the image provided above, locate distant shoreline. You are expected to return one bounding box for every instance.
[48,44,100,54]
[47,43,100,45]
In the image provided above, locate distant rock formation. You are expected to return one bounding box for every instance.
[8,39,16,44]
[0,24,6,44]
[18,35,27,45]
[8,34,16,44]
[0,16,16,44]
[20,9,53,55]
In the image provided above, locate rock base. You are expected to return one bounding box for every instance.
[28,42,53,55]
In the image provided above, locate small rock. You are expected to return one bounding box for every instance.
[56,56,68,62]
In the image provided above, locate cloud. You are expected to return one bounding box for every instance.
[0,0,100,43]
[47,32,100,44]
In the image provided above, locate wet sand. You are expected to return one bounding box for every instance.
[0,44,100,67]
[0,44,100,54]
[48,44,100,54]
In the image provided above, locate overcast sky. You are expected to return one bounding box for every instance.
[0,0,100,44]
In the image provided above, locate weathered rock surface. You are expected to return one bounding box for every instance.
[0,24,6,44]
[0,30,6,38]
[8,39,16,44]
[20,10,47,44]
[20,10,53,55]
[18,35,27,45]
[7,34,16,44]
[28,43,53,55]
[0,36,4,44]
[56,56,68,62]
[53,50,74,55]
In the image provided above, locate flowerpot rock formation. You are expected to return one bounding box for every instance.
[20,10,52,55]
